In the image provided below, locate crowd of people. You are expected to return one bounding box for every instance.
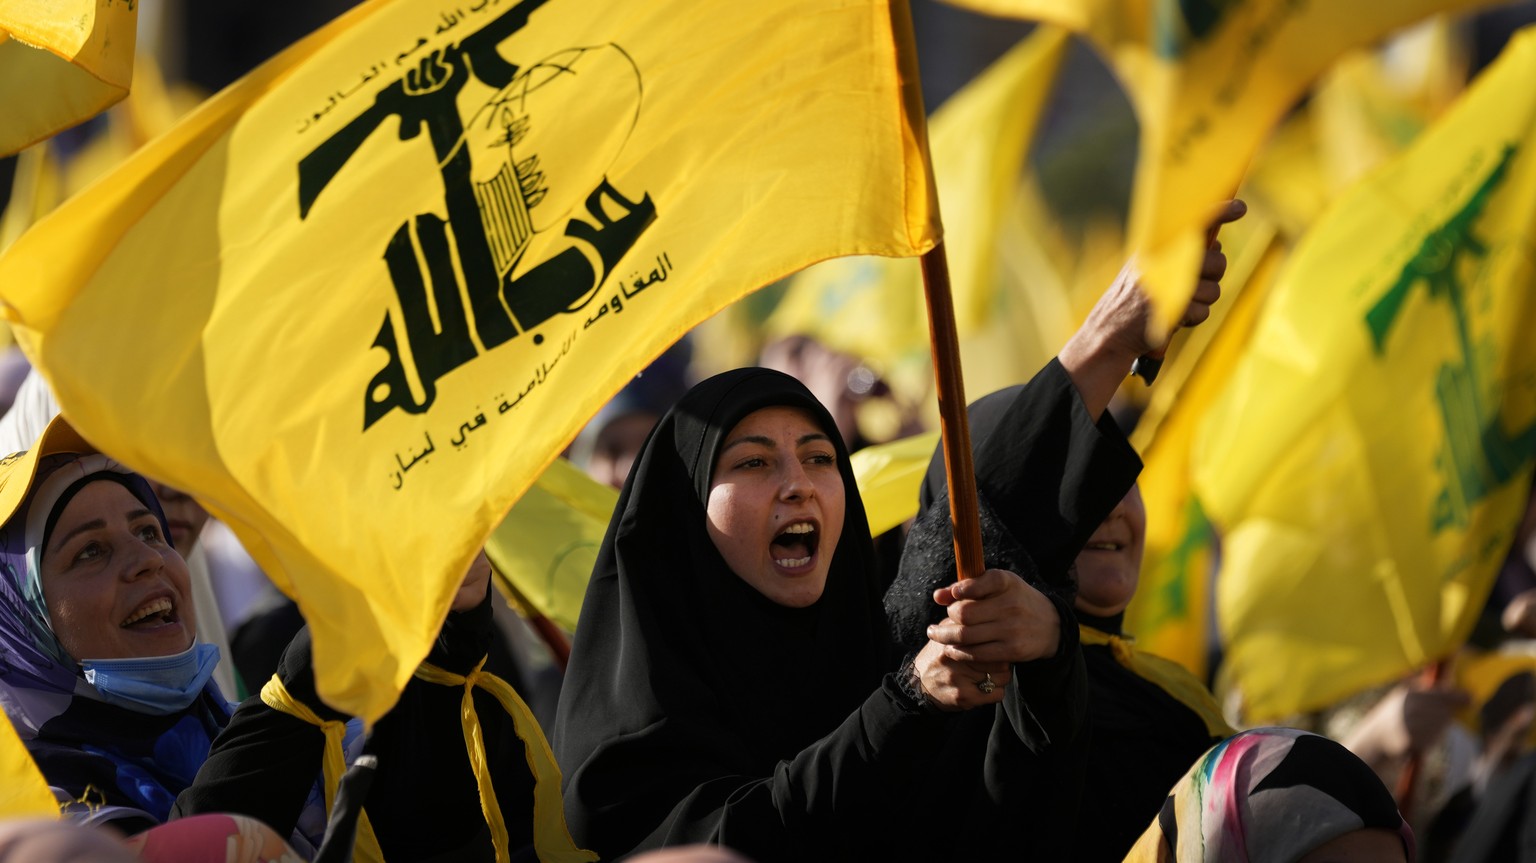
[11,194,1527,863]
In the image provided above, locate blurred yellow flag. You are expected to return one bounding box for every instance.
[767,25,1070,395]
[0,718,53,818]
[850,430,939,537]
[1125,214,1284,680]
[485,457,615,634]
[0,0,136,155]
[943,0,1502,336]
[0,0,937,722]
[1193,27,1536,721]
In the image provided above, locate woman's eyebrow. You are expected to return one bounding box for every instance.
[49,519,106,554]
[719,434,775,453]
[797,433,832,446]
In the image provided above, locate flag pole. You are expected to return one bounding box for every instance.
[1393,658,1449,821]
[919,241,985,580]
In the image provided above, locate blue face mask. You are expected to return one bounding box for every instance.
[80,642,221,715]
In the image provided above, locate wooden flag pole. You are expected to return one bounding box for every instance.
[1393,658,1449,822]
[919,241,985,581]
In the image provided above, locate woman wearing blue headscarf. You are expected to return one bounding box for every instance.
[0,418,587,860]
[0,420,228,830]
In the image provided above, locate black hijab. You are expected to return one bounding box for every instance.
[917,374,1131,584]
[554,368,891,859]
[894,366,1140,649]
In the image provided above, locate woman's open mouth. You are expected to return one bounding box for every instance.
[121,596,179,629]
[771,521,820,570]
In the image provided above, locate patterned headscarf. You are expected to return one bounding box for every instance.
[1125,727,1416,863]
[0,451,174,734]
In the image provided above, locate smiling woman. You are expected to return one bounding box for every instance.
[42,480,199,664]
[0,418,578,860]
[0,420,229,829]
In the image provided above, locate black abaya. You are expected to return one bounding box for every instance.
[552,369,945,862]
[886,358,1144,861]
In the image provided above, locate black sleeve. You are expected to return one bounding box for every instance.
[175,586,535,860]
[363,586,539,860]
[1004,593,1088,750]
[565,676,950,862]
[170,692,326,835]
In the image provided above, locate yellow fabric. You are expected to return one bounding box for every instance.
[1079,625,1233,740]
[0,713,54,818]
[767,25,1070,403]
[1453,649,1536,736]
[1193,27,1536,721]
[413,659,594,863]
[1128,13,1475,703]
[0,0,136,155]
[1239,109,1331,243]
[0,144,59,258]
[942,0,1503,336]
[1123,216,1284,678]
[850,431,940,537]
[1124,817,1170,863]
[485,457,616,634]
[260,676,386,863]
[0,0,938,723]
[1313,18,1467,193]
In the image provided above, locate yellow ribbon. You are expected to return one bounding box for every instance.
[260,675,387,863]
[1079,626,1235,739]
[413,658,596,863]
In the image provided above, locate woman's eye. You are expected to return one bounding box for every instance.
[737,456,767,469]
[136,524,162,543]
[73,542,103,563]
[806,452,836,466]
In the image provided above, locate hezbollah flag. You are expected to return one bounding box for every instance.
[0,0,938,722]
[0,0,136,155]
[767,24,1070,400]
[940,0,1504,335]
[1123,214,1284,680]
[1193,26,1536,721]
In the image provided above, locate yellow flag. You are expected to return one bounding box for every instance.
[1125,214,1285,679]
[0,145,61,258]
[0,0,937,722]
[0,718,54,818]
[485,457,615,634]
[0,0,136,156]
[1312,18,1468,195]
[942,0,1503,335]
[1193,26,1536,721]
[850,430,939,537]
[767,25,1070,398]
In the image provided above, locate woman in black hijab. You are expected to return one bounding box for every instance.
[556,203,1241,863]
[553,368,1050,861]
[886,202,1244,861]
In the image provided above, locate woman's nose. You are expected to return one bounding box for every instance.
[120,537,163,581]
[780,462,814,500]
